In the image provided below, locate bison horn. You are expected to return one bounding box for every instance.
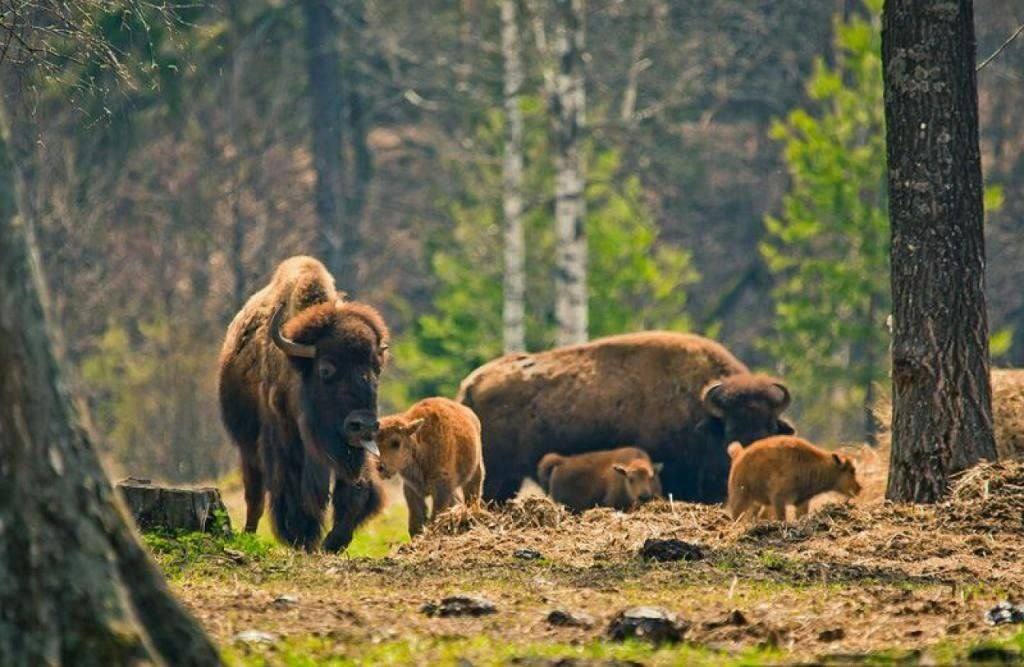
[772,382,791,412]
[269,303,316,359]
[702,382,726,418]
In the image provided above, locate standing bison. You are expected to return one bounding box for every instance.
[218,256,389,551]
[457,331,794,503]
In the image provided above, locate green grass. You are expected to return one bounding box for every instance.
[224,634,785,667]
[346,501,410,558]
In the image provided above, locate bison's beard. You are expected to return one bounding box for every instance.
[298,416,367,484]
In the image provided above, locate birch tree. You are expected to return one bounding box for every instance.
[501,0,526,353]
[551,0,588,346]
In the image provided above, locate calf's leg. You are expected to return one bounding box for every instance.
[403,483,429,537]
[462,464,485,508]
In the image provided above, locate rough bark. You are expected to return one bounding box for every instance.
[501,0,526,353]
[551,0,588,346]
[227,0,248,312]
[0,122,219,664]
[302,0,359,293]
[882,0,997,502]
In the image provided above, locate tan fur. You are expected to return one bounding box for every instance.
[538,447,663,512]
[456,332,794,504]
[727,436,862,522]
[376,397,485,536]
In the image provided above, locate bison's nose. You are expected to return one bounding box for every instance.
[344,410,380,456]
[639,493,654,503]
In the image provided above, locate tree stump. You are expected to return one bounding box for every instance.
[117,478,232,535]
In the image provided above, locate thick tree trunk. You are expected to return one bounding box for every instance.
[0,122,219,664]
[882,0,997,502]
[501,0,526,353]
[552,0,587,347]
[302,0,359,293]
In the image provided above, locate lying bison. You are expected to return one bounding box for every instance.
[457,331,794,503]
[218,256,389,551]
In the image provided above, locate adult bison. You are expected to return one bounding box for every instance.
[457,331,794,503]
[218,256,389,551]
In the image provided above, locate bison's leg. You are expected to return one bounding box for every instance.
[263,425,324,551]
[483,471,522,504]
[240,448,265,533]
[322,476,384,552]
[402,483,428,537]
[794,500,810,519]
[462,464,484,508]
[431,482,456,519]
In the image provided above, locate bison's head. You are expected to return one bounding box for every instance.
[700,374,795,446]
[271,301,390,476]
[374,415,425,479]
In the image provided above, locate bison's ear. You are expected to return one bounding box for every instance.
[652,462,664,475]
[406,418,426,435]
[612,464,628,476]
[776,418,796,435]
[832,453,843,467]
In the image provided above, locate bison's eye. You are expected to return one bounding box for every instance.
[317,360,337,382]
[390,440,401,450]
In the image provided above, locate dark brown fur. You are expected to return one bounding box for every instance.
[726,436,862,521]
[537,447,663,512]
[218,256,389,551]
[457,331,794,503]
[376,397,484,536]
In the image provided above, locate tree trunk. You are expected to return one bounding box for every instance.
[227,0,248,312]
[501,0,526,353]
[882,0,997,502]
[302,0,359,294]
[552,0,587,347]
[0,116,219,665]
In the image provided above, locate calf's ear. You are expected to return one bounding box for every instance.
[776,418,796,435]
[612,464,628,476]
[832,453,843,467]
[405,418,426,434]
[653,462,664,474]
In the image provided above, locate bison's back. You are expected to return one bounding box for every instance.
[459,331,745,480]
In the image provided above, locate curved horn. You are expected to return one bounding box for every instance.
[772,382,791,413]
[702,381,726,418]
[269,303,316,359]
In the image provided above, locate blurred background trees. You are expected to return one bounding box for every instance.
[4,0,1021,482]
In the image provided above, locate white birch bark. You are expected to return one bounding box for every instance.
[501,0,526,353]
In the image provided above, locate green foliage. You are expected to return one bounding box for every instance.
[761,1,889,441]
[143,528,277,575]
[383,101,697,409]
[81,316,231,481]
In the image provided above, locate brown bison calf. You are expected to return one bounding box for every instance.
[726,436,862,522]
[375,397,485,536]
[537,447,663,512]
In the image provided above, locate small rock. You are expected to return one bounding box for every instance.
[547,609,595,629]
[421,595,497,618]
[702,609,748,630]
[818,627,845,642]
[514,548,543,560]
[985,601,1024,626]
[639,538,704,562]
[272,594,299,609]
[607,606,687,644]
[222,548,247,564]
[232,630,278,644]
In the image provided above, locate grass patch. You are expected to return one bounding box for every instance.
[224,634,784,667]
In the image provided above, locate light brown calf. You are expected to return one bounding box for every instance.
[537,447,663,512]
[376,397,485,536]
[726,435,861,521]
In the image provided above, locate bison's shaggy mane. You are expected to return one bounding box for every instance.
[284,301,390,352]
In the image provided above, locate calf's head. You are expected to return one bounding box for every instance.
[613,460,664,506]
[374,416,425,479]
[271,301,389,471]
[830,453,862,498]
[700,374,795,446]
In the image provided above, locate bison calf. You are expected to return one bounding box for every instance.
[376,397,485,536]
[537,447,663,512]
[726,436,861,522]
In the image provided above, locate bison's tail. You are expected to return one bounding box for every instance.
[536,453,564,493]
[726,442,744,461]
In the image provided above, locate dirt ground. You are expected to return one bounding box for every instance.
[160,449,1024,665]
